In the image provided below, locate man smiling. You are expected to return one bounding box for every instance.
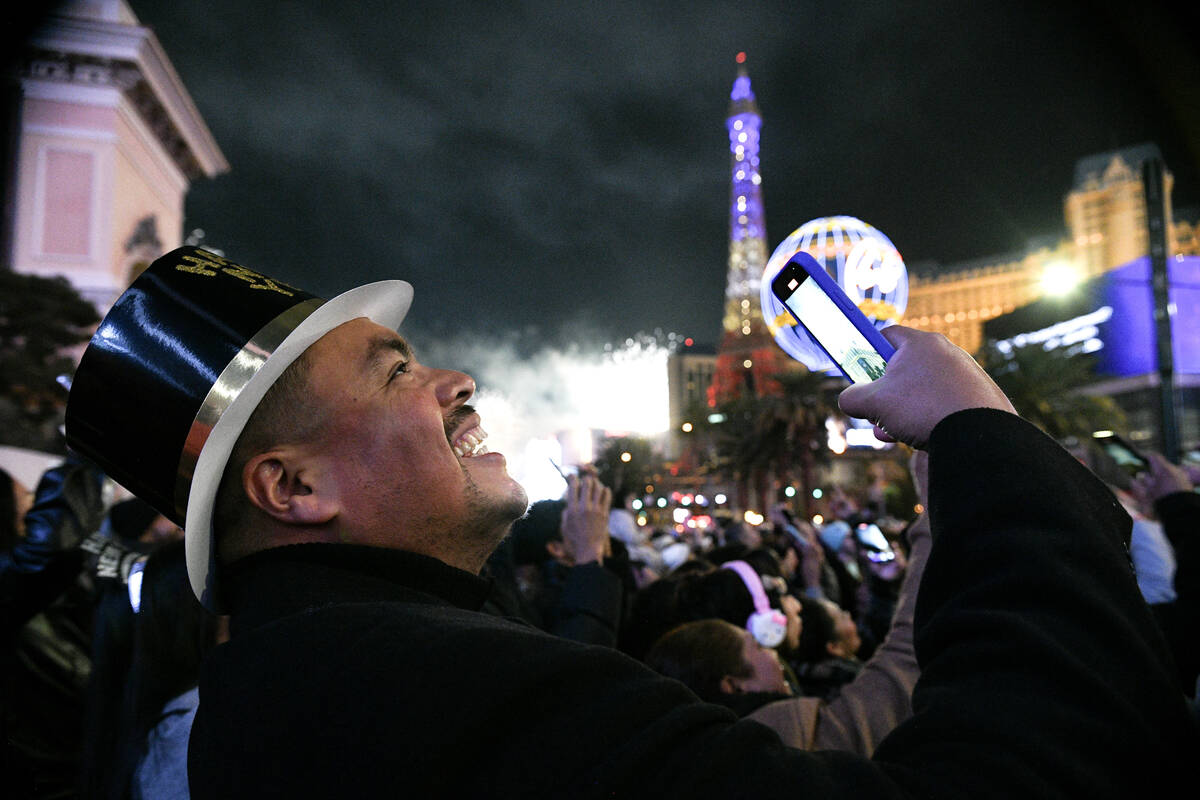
[211,318,528,574]
[65,247,1195,798]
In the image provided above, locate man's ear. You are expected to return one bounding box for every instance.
[242,451,338,525]
[545,540,569,564]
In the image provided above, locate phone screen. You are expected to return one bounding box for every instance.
[856,523,895,562]
[1099,440,1149,475]
[779,272,888,383]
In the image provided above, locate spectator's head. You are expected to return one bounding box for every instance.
[212,317,529,569]
[724,521,763,550]
[65,247,530,610]
[705,542,750,566]
[645,619,791,702]
[796,598,861,664]
[108,497,181,547]
[623,561,802,662]
[818,520,855,558]
[0,467,32,550]
[509,499,566,565]
[741,547,784,582]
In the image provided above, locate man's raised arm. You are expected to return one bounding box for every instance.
[838,327,1196,798]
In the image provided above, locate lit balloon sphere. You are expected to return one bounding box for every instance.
[759,215,908,371]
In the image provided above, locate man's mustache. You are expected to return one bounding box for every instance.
[444,404,477,440]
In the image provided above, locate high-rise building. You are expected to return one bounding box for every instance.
[1066,143,1180,277]
[708,53,784,403]
[905,144,1192,355]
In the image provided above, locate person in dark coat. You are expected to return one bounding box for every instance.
[62,248,1198,799]
[1133,451,1200,702]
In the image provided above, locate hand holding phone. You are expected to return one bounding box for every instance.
[1131,451,1195,505]
[770,252,895,383]
[838,326,1016,449]
[1091,432,1150,477]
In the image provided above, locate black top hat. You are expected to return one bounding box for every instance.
[65,246,412,609]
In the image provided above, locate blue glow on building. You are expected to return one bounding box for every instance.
[990,255,1200,377]
[1099,255,1200,376]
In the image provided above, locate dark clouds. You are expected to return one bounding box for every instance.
[125,0,1199,349]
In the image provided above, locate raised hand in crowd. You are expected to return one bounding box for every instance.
[1132,452,1195,508]
[557,473,612,566]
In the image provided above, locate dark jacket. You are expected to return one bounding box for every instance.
[189,410,1197,798]
[1149,489,1200,697]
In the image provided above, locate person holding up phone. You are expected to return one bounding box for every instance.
[66,249,1195,797]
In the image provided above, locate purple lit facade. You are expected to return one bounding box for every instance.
[1097,256,1200,377]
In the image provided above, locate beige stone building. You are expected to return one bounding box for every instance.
[7,0,227,307]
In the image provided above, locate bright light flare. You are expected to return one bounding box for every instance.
[1041,262,1082,297]
[428,333,673,502]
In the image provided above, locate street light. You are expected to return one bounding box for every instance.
[1041,262,1082,297]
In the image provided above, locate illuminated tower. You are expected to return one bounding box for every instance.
[710,53,781,402]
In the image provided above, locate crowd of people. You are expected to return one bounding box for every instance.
[5,390,1199,796]
[2,245,1199,797]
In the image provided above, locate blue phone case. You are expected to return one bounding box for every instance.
[770,252,896,380]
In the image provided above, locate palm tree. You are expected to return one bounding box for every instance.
[594,436,661,504]
[703,368,837,514]
[0,271,99,452]
[978,339,1128,442]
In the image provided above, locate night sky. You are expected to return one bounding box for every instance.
[52,2,1200,354]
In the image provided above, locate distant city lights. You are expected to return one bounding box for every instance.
[455,332,681,502]
[995,306,1112,356]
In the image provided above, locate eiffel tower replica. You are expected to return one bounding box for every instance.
[709,53,785,403]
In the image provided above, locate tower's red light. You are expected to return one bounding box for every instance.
[735,52,746,64]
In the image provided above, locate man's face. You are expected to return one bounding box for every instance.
[780,593,802,654]
[822,599,861,658]
[736,629,792,696]
[299,318,528,571]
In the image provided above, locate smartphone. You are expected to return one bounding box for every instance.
[855,523,896,563]
[770,252,896,383]
[1092,431,1150,476]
